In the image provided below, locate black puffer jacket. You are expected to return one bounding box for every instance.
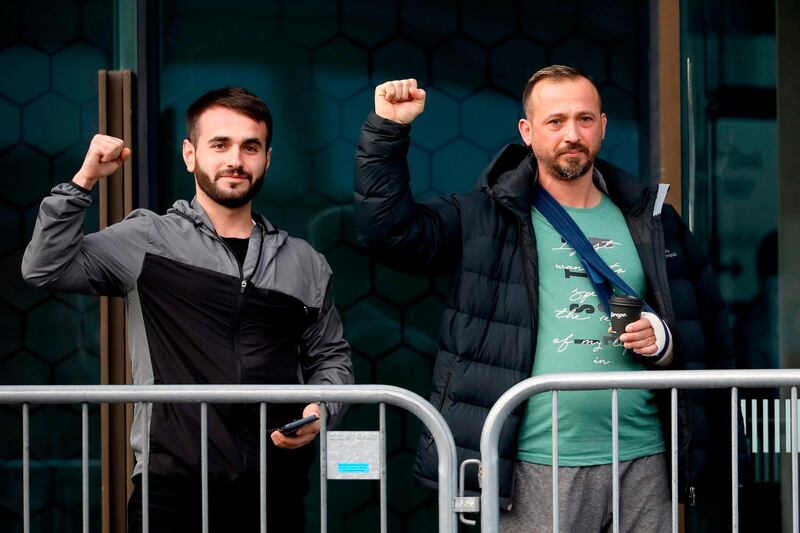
[354,112,738,510]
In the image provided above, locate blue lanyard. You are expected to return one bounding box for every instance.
[532,184,654,314]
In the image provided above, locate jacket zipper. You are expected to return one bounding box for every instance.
[426,372,453,449]
[212,224,266,473]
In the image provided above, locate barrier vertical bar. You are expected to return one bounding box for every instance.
[23,403,29,533]
[260,402,267,533]
[671,388,678,533]
[551,390,559,533]
[201,402,208,533]
[763,399,770,454]
[380,403,387,533]
[612,389,619,533]
[82,403,89,533]
[731,388,739,532]
[320,402,328,533]
[142,403,150,533]
[752,399,758,453]
[793,387,798,533]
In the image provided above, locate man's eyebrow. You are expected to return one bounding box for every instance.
[206,136,263,147]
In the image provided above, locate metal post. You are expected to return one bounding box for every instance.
[82,403,89,533]
[792,387,798,533]
[320,402,328,533]
[731,387,739,532]
[260,402,267,533]
[142,403,150,533]
[551,390,559,532]
[379,402,387,533]
[612,389,619,533]
[23,403,29,533]
[670,388,678,533]
[201,402,208,533]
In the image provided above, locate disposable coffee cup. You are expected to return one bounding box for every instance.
[609,295,643,335]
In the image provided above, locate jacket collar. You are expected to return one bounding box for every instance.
[476,144,655,217]
[169,198,284,240]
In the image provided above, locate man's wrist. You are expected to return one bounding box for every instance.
[71,171,98,191]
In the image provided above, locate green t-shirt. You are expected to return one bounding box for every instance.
[517,194,665,466]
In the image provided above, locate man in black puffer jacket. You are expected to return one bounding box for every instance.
[354,66,741,531]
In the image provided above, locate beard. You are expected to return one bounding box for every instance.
[536,142,595,181]
[195,165,264,208]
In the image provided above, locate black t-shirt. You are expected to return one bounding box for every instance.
[221,236,249,269]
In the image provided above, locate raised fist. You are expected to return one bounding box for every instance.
[73,134,132,190]
[374,78,426,125]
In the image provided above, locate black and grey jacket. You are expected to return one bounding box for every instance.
[354,113,739,511]
[22,182,353,488]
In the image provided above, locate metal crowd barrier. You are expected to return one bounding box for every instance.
[0,384,459,533]
[479,369,800,533]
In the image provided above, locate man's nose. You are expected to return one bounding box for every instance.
[227,148,244,167]
[562,120,580,143]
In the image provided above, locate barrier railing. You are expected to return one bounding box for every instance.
[479,369,800,533]
[0,384,459,533]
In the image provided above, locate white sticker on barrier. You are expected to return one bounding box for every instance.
[326,431,381,480]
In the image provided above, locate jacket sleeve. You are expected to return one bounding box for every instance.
[665,204,734,370]
[21,181,149,297]
[354,112,462,275]
[300,274,353,429]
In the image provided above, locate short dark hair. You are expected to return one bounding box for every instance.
[521,65,602,115]
[186,87,273,148]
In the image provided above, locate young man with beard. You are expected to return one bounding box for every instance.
[23,87,353,532]
[354,66,737,531]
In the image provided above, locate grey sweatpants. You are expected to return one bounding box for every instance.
[499,453,671,533]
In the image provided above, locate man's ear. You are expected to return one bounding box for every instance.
[182,139,195,172]
[265,147,272,171]
[601,112,607,140]
[518,118,533,147]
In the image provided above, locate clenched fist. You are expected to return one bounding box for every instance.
[73,134,132,190]
[374,78,426,125]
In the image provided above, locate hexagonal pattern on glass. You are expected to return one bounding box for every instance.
[375,346,432,396]
[431,37,487,99]
[411,87,459,150]
[324,244,370,306]
[408,145,432,197]
[312,139,359,204]
[0,303,22,357]
[341,86,375,145]
[0,252,50,311]
[461,0,517,46]
[0,199,21,255]
[372,38,429,87]
[344,297,402,356]
[551,35,608,85]
[431,139,490,194]
[374,264,429,307]
[23,93,81,156]
[401,0,457,47]
[0,45,49,104]
[281,0,339,49]
[0,145,51,207]
[311,38,370,101]
[461,89,521,150]
[0,0,19,49]
[579,0,637,45]
[52,44,109,104]
[521,0,578,45]
[341,0,398,47]
[404,295,446,354]
[491,36,547,98]
[0,98,21,151]
[22,0,79,52]
[0,350,49,385]
[25,299,84,363]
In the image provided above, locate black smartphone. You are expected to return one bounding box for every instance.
[270,414,319,436]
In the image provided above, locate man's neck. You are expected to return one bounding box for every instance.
[196,192,254,238]
[536,165,602,209]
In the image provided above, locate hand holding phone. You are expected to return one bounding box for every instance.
[271,414,319,436]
